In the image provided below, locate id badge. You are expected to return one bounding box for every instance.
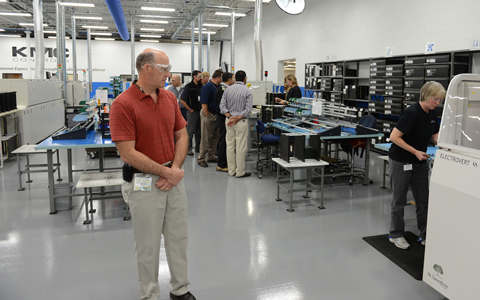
[404,164,412,171]
[133,174,152,191]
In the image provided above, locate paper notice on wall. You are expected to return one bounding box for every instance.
[95,89,108,104]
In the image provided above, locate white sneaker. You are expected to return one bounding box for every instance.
[418,238,426,246]
[389,236,410,249]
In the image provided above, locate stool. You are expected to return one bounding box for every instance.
[76,171,130,225]
[12,145,62,191]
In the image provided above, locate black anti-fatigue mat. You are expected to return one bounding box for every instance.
[362,231,425,280]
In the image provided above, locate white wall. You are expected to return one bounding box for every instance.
[219,0,480,86]
[0,37,222,82]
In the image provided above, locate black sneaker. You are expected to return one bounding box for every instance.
[187,150,194,156]
[170,291,196,300]
[236,172,251,178]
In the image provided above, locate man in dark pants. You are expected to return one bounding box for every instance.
[214,72,235,172]
[197,69,223,167]
[180,70,202,156]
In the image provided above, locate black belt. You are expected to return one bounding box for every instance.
[132,161,172,173]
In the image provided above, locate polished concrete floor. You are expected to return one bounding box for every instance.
[0,148,447,300]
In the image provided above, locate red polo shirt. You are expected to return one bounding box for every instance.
[110,84,187,165]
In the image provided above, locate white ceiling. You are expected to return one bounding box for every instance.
[0,0,273,42]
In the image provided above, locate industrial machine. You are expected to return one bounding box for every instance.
[423,74,480,299]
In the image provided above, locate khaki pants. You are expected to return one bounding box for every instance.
[225,118,248,177]
[122,174,189,300]
[197,109,219,163]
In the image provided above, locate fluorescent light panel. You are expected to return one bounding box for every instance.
[203,23,228,28]
[141,7,175,12]
[245,0,271,2]
[59,2,95,7]
[74,16,102,20]
[140,20,168,24]
[0,34,21,37]
[0,12,32,17]
[194,31,216,34]
[140,34,162,38]
[90,32,112,36]
[215,12,247,17]
[182,42,199,45]
[82,25,108,29]
[19,23,48,27]
[140,28,164,32]
[43,31,57,33]
[95,38,114,41]
[140,40,159,43]
[48,36,70,39]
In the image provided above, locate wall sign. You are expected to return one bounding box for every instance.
[425,42,436,54]
[471,37,480,50]
[385,47,393,57]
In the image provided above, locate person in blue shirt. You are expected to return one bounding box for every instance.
[197,69,223,167]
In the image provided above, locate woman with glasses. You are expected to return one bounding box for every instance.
[388,81,446,250]
[275,74,302,105]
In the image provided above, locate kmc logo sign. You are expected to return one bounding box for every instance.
[11,46,69,62]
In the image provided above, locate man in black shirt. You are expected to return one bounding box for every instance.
[180,70,202,156]
[388,81,446,250]
[214,72,235,172]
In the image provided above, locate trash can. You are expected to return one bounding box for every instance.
[53,182,73,211]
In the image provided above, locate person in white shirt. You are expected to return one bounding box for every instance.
[166,75,186,120]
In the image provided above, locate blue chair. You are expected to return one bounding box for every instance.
[339,115,376,185]
[255,119,281,179]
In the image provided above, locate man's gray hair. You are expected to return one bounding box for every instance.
[136,51,155,73]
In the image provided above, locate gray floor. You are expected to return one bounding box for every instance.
[0,148,447,300]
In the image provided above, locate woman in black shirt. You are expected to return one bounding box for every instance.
[275,74,302,105]
[388,81,446,250]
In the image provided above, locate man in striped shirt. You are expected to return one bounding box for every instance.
[219,70,253,178]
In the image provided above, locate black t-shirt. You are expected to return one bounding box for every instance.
[215,83,228,115]
[286,86,302,101]
[389,102,439,164]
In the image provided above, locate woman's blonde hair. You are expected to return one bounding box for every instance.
[284,74,298,86]
[420,81,446,102]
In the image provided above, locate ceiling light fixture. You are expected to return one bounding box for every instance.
[59,2,95,7]
[95,38,115,41]
[82,25,108,29]
[90,32,112,36]
[194,31,216,34]
[140,34,162,38]
[140,28,165,32]
[203,23,228,28]
[0,12,32,17]
[0,34,22,37]
[140,20,168,24]
[141,7,175,12]
[215,12,247,17]
[140,40,159,43]
[245,0,271,2]
[19,23,48,27]
[48,36,71,39]
[43,30,57,33]
[0,29,4,31]
[74,16,102,20]
[182,42,199,45]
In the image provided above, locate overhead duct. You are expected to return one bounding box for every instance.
[104,0,129,41]
[33,0,45,79]
[254,0,264,81]
[171,0,214,40]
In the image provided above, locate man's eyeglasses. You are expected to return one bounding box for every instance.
[195,75,203,78]
[143,63,172,73]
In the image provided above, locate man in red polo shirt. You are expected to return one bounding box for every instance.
[110,48,195,300]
